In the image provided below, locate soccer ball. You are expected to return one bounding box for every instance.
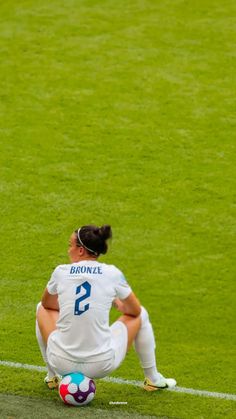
[59,372,96,406]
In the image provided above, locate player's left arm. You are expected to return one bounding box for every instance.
[41,288,59,311]
[113,292,141,317]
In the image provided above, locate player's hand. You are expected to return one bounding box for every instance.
[112,298,125,313]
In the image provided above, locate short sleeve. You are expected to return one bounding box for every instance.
[47,267,60,295]
[115,269,132,300]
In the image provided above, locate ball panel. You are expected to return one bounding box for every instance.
[68,382,78,394]
[61,375,71,385]
[89,379,96,393]
[65,394,80,406]
[90,381,96,391]
[59,384,69,401]
[78,392,95,406]
[79,378,89,392]
[70,372,84,386]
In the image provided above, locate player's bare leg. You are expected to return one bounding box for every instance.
[37,303,58,343]
[117,314,141,350]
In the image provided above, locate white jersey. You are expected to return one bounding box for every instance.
[46,260,132,363]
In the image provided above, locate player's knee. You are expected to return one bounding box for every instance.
[140,306,149,326]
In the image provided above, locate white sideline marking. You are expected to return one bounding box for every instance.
[1,360,236,401]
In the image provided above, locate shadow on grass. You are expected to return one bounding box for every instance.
[0,393,170,419]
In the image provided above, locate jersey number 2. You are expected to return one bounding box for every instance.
[74,281,91,316]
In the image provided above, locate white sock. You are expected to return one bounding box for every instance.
[134,306,160,383]
[36,302,56,379]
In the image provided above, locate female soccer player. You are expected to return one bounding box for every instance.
[36,224,176,391]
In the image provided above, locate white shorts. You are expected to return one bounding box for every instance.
[47,320,128,379]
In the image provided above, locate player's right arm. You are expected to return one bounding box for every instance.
[41,265,60,311]
[41,288,59,311]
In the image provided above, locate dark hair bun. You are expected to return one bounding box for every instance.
[77,224,112,256]
[99,225,112,240]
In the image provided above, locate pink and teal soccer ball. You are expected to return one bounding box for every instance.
[59,372,96,406]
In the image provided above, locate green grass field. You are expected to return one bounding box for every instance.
[0,0,236,417]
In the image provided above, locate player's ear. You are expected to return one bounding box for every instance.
[78,246,86,256]
[78,246,83,255]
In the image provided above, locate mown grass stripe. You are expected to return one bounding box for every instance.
[0,360,47,372]
[1,360,236,401]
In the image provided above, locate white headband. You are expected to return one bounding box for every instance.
[77,228,98,255]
